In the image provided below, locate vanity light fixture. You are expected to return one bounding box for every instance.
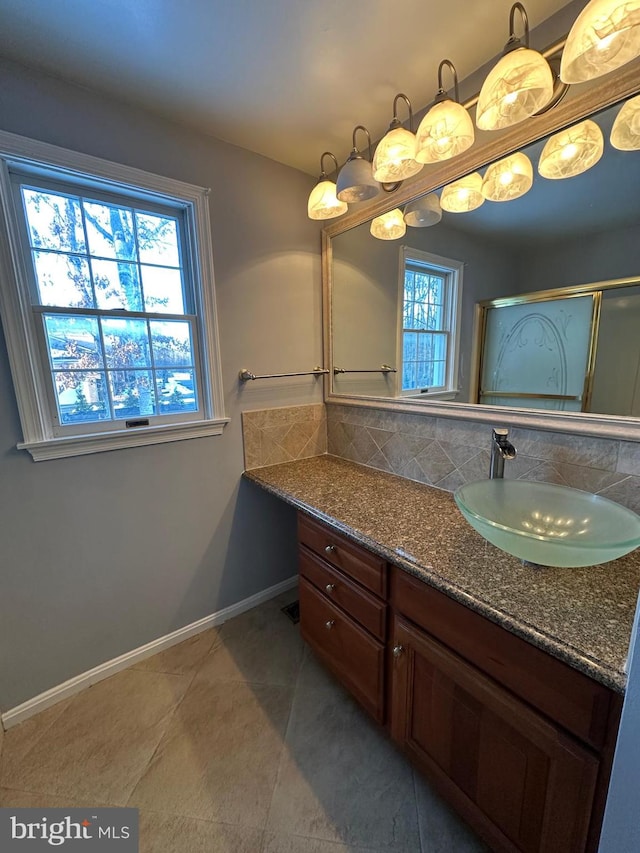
[415,60,475,164]
[336,126,380,203]
[370,208,406,239]
[307,152,349,220]
[610,94,640,149]
[476,3,554,131]
[440,172,485,213]
[403,193,442,227]
[538,119,604,179]
[372,94,423,183]
[561,0,640,83]
[481,152,533,201]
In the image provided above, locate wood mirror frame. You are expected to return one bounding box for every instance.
[322,59,640,440]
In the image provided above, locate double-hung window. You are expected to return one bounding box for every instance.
[0,133,226,459]
[398,247,463,398]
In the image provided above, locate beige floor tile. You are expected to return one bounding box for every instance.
[196,594,303,687]
[0,699,72,780]
[296,647,343,693]
[219,591,299,642]
[132,628,220,676]
[139,810,263,853]
[129,678,293,828]
[0,788,112,808]
[262,831,409,852]
[0,669,190,805]
[414,772,489,853]
[266,684,421,850]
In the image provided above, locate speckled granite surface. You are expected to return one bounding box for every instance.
[244,455,640,693]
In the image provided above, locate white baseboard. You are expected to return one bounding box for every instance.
[1,576,298,730]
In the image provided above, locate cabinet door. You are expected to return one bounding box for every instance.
[390,617,599,853]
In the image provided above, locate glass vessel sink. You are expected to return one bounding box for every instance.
[454,479,640,567]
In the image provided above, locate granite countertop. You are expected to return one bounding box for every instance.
[244,454,640,693]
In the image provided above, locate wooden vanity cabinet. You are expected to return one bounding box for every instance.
[390,568,622,853]
[296,512,622,853]
[298,514,387,723]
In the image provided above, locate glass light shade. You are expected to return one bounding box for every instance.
[611,94,640,149]
[476,48,554,131]
[415,100,475,163]
[404,194,442,227]
[440,172,485,213]
[370,208,406,240]
[307,179,348,220]
[481,152,533,202]
[560,0,640,83]
[336,156,379,202]
[538,119,604,179]
[372,128,423,182]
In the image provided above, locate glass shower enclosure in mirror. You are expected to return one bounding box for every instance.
[328,95,640,422]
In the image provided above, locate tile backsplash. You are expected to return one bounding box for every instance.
[241,401,639,513]
[242,404,327,469]
[326,403,640,513]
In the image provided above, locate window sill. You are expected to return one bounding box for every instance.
[18,417,230,461]
[402,391,459,401]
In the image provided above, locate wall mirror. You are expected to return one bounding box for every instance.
[323,63,640,439]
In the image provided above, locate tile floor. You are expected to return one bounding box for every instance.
[0,591,487,852]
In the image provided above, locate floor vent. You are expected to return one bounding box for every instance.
[281,600,300,624]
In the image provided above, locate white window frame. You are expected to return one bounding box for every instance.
[396,246,463,399]
[0,130,228,461]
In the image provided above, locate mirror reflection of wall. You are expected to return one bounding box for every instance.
[591,285,640,417]
[330,96,640,417]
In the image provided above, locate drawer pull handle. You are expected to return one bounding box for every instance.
[325,620,335,630]
[393,644,404,658]
[325,544,336,554]
[325,583,336,593]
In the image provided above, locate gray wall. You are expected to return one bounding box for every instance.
[516,221,640,293]
[0,57,321,710]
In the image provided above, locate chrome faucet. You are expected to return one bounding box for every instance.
[490,428,517,479]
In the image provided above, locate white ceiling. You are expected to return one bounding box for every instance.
[0,0,572,176]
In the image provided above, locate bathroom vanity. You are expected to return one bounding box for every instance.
[244,454,640,853]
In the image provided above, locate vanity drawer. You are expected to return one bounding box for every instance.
[300,577,385,722]
[391,568,613,750]
[299,545,387,641]
[298,514,386,597]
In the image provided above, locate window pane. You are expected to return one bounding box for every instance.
[83,201,136,260]
[432,332,447,362]
[417,332,431,362]
[431,360,446,387]
[53,371,110,424]
[34,252,94,308]
[102,318,151,368]
[109,370,156,418]
[44,314,103,370]
[404,271,415,302]
[92,259,142,311]
[150,320,193,368]
[157,369,197,414]
[403,332,417,362]
[141,266,185,313]
[136,212,180,266]
[22,189,85,252]
[412,301,430,330]
[402,362,416,390]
